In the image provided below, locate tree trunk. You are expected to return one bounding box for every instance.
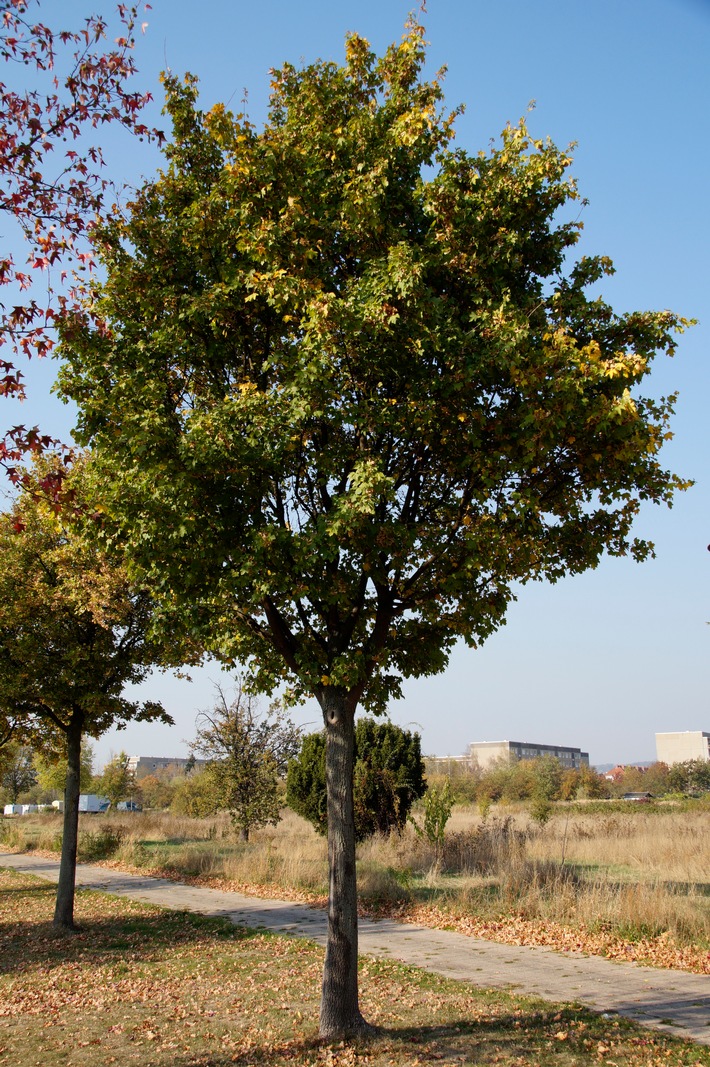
[53,719,82,932]
[318,689,372,1040]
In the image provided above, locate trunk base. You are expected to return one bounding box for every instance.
[52,918,80,935]
[319,1012,379,1042]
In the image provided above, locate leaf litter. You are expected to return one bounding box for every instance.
[1,867,710,1067]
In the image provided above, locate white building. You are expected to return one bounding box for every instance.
[655,731,710,766]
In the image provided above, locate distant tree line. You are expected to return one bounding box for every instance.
[6,745,710,816]
[423,756,710,807]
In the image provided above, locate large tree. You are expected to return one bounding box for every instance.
[0,457,171,930]
[57,21,690,1036]
[0,0,155,476]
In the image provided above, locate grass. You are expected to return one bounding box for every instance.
[1,866,710,1067]
[3,801,710,969]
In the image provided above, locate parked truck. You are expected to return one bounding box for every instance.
[78,794,110,813]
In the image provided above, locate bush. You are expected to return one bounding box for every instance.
[0,822,24,850]
[138,773,177,810]
[421,779,454,853]
[77,824,125,861]
[170,769,222,818]
[286,733,329,832]
[667,759,710,796]
[529,793,553,825]
[287,718,427,841]
[426,770,478,805]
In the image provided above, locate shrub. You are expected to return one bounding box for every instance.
[287,718,426,841]
[529,793,553,825]
[170,769,222,818]
[77,824,125,861]
[422,779,454,853]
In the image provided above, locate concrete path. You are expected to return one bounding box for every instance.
[2,851,709,1046]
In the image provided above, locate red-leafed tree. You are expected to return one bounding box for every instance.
[0,0,156,479]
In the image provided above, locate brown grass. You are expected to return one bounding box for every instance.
[3,801,710,968]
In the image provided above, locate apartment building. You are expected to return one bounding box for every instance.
[467,740,589,772]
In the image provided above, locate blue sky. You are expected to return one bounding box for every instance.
[6,0,708,770]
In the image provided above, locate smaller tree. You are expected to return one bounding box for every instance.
[531,756,564,802]
[138,772,176,811]
[190,683,302,841]
[0,455,171,930]
[638,762,670,797]
[287,719,427,841]
[93,751,133,806]
[475,763,507,807]
[611,765,652,796]
[421,779,454,860]
[577,765,610,799]
[501,760,538,803]
[667,759,710,796]
[0,743,37,802]
[559,768,580,801]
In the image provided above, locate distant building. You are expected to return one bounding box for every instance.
[603,764,648,782]
[655,731,710,766]
[467,740,589,772]
[424,755,473,775]
[126,755,208,780]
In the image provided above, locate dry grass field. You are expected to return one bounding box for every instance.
[3,799,709,972]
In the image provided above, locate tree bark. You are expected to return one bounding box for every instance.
[318,689,372,1040]
[53,717,82,932]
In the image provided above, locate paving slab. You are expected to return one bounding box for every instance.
[2,850,709,1046]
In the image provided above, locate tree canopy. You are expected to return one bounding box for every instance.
[57,18,690,1036]
[0,458,167,744]
[34,743,95,795]
[58,34,689,711]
